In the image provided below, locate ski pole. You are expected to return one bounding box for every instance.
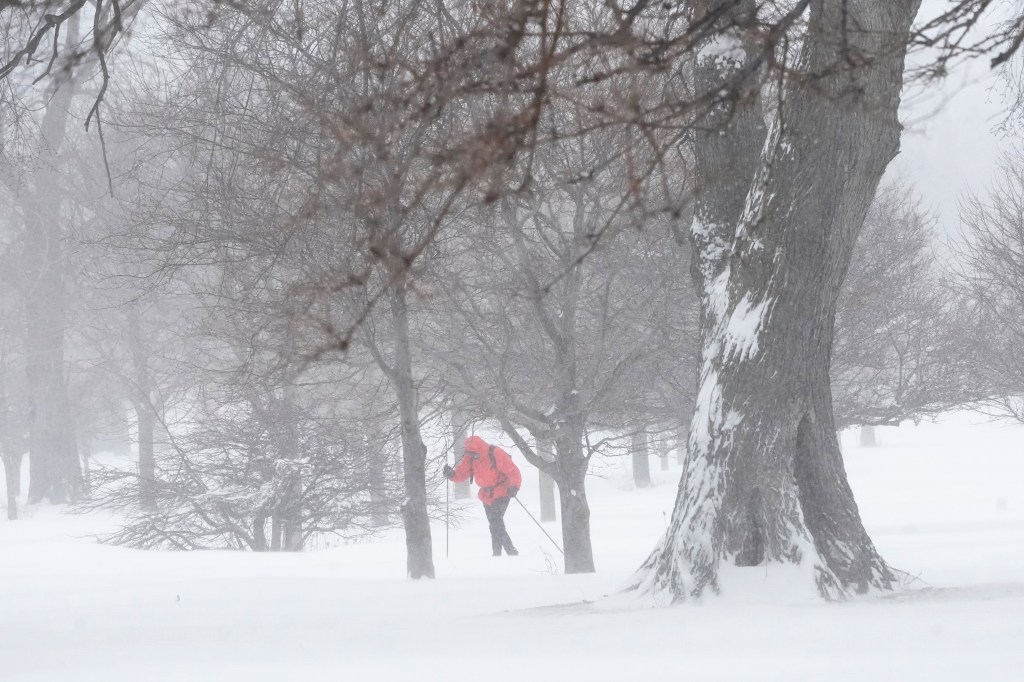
[445,464,450,559]
[512,496,563,555]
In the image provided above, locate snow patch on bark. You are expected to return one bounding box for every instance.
[723,294,772,361]
[690,364,722,457]
[736,116,782,240]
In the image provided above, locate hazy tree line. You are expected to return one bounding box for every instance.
[1,1,1023,600]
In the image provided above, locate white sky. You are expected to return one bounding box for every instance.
[892,1,1016,240]
[894,62,1009,241]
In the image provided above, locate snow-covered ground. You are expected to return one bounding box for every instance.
[2,411,1023,681]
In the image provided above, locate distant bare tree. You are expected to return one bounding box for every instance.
[956,147,1024,422]
[832,182,971,430]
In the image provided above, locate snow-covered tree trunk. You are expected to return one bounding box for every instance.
[537,438,557,523]
[632,0,921,601]
[631,428,651,488]
[391,280,435,579]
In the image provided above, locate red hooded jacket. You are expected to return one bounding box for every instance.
[450,436,522,505]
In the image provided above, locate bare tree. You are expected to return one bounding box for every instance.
[832,181,971,430]
[956,147,1024,421]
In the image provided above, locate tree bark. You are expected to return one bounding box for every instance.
[537,438,557,522]
[632,0,921,601]
[631,429,652,488]
[391,281,434,579]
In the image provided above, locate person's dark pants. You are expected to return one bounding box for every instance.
[484,496,518,556]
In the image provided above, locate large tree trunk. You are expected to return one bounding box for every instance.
[859,425,877,447]
[537,438,557,523]
[24,230,81,504]
[632,0,920,602]
[22,22,83,505]
[391,281,435,579]
[631,429,652,488]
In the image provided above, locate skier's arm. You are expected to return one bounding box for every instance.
[449,455,473,483]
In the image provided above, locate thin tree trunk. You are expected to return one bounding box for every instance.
[0,374,18,519]
[283,513,303,551]
[3,455,16,520]
[253,514,268,551]
[537,438,557,523]
[451,412,471,500]
[270,515,283,551]
[676,425,688,466]
[391,281,434,579]
[554,424,594,573]
[78,430,91,495]
[632,428,652,488]
[658,435,671,471]
[368,438,389,527]
[128,302,156,509]
[633,0,920,601]
[859,425,877,447]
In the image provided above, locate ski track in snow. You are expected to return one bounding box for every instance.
[2,411,1023,681]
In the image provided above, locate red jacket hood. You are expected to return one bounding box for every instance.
[463,435,489,457]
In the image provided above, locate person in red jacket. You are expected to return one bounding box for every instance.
[443,435,522,556]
